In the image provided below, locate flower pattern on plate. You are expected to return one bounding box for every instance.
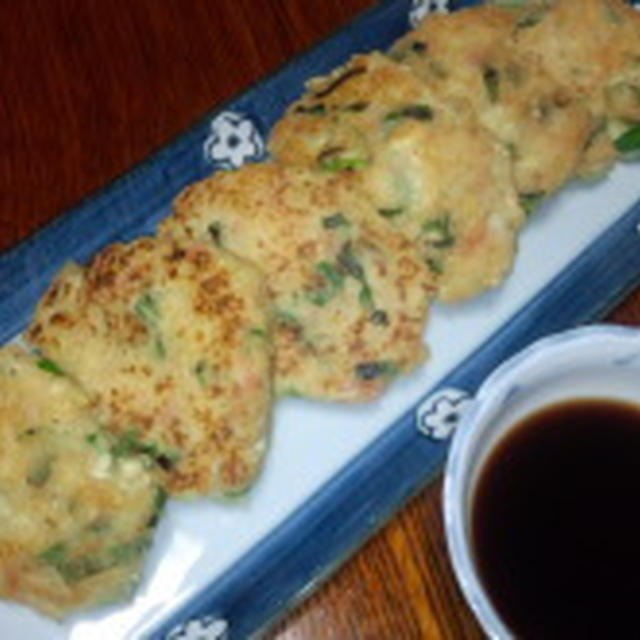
[409,0,451,27]
[416,387,472,440]
[203,111,265,170]
[166,616,229,640]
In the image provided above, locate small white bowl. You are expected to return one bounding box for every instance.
[442,324,640,639]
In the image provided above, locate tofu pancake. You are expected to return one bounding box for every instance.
[161,163,435,402]
[0,346,163,619]
[390,4,595,196]
[269,53,524,301]
[27,237,273,498]
[359,117,524,302]
[269,52,464,172]
[513,0,640,173]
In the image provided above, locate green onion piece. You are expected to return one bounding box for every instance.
[153,337,166,359]
[221,484,252,499]
[322,213,350,229]
[370,310,389,326]
[344,101,369,112]
[337,243,365,280]
[36,357,65,376]
[355,360,399,381]
[85,432,107,454]
[134,293,160,326]
[306,262,344,306]
[111,430,160,460]
[147,487,168,527]
[61,557,104,582]
[384,104,433,122]
[377,207,404,218]
[38,543,66,567]
[317,262,343,287]
[483,66,500,103]
[208,222,222,246]
[519,191,546,215]
[313,66,367,99]
[335,244,375,309]
[516,13,543,28]
[249,327,268,339]
[614,124,640,153]
[281,387,303,397]
[294,103,326,115]
[194,360,213,386]
[504,142,518,159]
[307,284,339,306]
[107,536,148,566]
[358,284,375,311]
[153,487,168,514]
[276,309,302,328]
[422,216,455,248]
[319,157,369,172]
[426,257,443,275]
[86,433,99,446]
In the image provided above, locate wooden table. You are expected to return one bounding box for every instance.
[2,2,638,638]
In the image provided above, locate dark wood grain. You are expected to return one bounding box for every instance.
[2,2,639,639]
[0,0,370,252]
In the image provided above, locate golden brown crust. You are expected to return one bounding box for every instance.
[513,0,640,174]
[0,346,161,618]
[27,237,273,497]
[390,4,596,196]
[269,52,524,302]
[162,163,434,401]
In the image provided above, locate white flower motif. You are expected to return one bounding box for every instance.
[409,0,450,28]
[416,387,473,440]
[203,111,265,169]
[166,616,229,640]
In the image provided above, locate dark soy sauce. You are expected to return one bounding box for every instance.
[472,399,640,639]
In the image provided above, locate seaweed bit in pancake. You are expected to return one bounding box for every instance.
[513,0,640,173]
[390,4,595,197]
[27,237,273,498]
[0,346,163,619]
[161,163,435,402]
[269,52,464,172]
[268,52,524,302]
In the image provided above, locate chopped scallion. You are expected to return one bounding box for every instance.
[483,66,500,103]
[322,213,350,229]
[378,207,404,219]
[384,104,433,122]
[36,357,65,376]
[422,216,455,248]
[519,191,546,215]
[319,156,369,172]
[614,124,640,153]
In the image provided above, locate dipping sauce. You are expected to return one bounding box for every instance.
[472,398,640,638]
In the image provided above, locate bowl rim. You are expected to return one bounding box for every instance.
[442,323,640,638]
